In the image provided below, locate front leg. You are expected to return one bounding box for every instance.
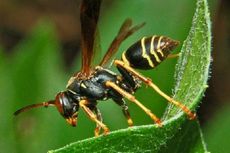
[79,100,110,136]
[93,107,103,137]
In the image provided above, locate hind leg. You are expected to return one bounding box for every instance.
[114,60,196,120]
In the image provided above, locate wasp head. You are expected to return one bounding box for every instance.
[54,91,79,126]
[14,91,80,127]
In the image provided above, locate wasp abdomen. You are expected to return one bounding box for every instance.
[122,36,179,70]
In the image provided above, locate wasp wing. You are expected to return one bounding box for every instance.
[99,19,145,67]
[80,0,101,75]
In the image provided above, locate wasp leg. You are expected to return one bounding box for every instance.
[79,100,110,135]
[114,60,196,120]
[106,81,162,127]
[167,53,181,59]
[113,98,133,127]
[93,107,103,137]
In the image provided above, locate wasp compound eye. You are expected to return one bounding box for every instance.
[54,92,79,127]
[55,92,79,118]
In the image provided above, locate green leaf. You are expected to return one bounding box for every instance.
[49,0,211,152]
[49,118,207,153]
[163,0,212,119]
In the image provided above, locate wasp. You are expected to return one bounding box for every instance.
[14,0,196,136]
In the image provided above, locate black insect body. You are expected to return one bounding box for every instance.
[62,66,141,129]
[14,0,196,136]
[122,36,179,69]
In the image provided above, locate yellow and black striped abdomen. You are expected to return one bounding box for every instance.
[122,36,179,70]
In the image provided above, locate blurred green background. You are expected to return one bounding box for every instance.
[0,0,228,153]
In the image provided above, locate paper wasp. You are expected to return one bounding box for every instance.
[14,0,196,136]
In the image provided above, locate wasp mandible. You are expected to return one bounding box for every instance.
[14,0,196,136]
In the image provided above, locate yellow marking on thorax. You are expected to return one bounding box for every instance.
[68,89,77,94]
[80,83,87,89]
[157,36,164,57]
[66,76,75,88]
[150,36,161,63]
[122,52,130,66]
[141,37,154,67]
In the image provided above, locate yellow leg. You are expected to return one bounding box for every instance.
[167,53,181,59]
[105,81,162,127]
[94,126,100,137]
[79,100,110,136]
[123,107,134,127]
[93,107,102,137]
[113,99,134,127]
[114,60,196,120]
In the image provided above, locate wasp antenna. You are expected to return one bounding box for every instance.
[138,22,146,28]
[14,100,55,116]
